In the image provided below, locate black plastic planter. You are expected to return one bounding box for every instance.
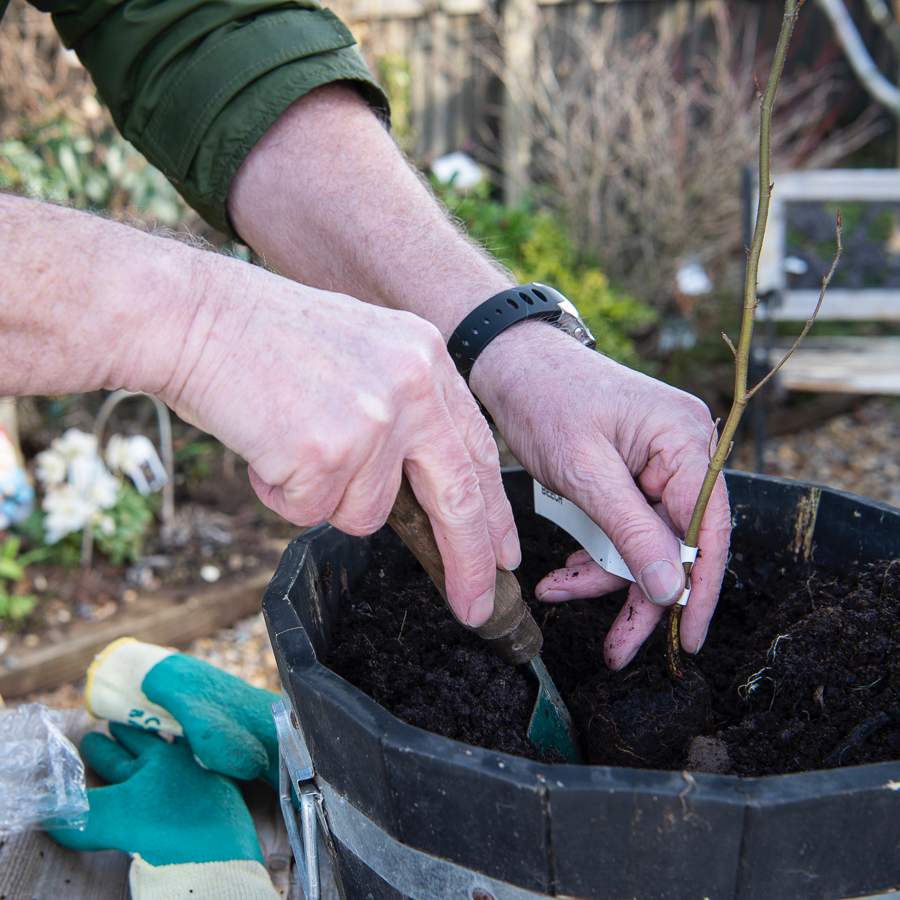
[263,469,900,900]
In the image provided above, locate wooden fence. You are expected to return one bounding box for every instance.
[349,0,719,199]
[342,0,883,201]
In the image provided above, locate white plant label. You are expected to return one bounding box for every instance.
[533,480,699,606]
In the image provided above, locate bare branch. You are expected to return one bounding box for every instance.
[721,332,737,357]
[668,0,812,681]
[816,0,900,114]
[746,213,843,400]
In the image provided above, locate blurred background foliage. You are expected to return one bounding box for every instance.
[436,181,655,367]
[0,116,186,224]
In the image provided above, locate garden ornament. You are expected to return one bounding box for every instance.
[0,427,33,530]
[46,722,278,899]
[388,476,582,762]
[85,637,280,785]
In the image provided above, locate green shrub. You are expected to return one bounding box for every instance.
[93,484,156,567]
[437,182,655,367]
[0,536,40,625]
[0,116,186,225]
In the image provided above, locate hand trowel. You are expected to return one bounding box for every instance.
[388,477,581,762]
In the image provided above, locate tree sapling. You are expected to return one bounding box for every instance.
[666,0,843,681]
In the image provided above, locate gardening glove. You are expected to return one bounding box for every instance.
[85,637,280,786]
[46,722,278,900]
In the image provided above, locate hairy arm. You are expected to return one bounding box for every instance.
[229,85,732,666]
[0,192,518,626]
[0,194,197,399]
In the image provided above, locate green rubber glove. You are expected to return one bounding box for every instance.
[47,723,278,900]
[48,722,263,864]
[86,638,280,786]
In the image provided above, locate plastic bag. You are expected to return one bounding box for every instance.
[0,703,88,833]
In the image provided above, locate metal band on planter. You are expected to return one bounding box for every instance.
[275,696,555,900]
[447,283,595,382]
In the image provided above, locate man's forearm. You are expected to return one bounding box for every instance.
[229,85,512,338]
[227,82,569,415]
[0,194,199,398]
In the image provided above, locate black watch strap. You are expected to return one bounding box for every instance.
[448,283,568,381]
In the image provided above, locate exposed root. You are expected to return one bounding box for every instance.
[824,709,900,767]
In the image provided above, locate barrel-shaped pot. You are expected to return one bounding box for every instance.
[263,469,900,900]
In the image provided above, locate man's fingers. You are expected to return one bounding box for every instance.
[330,457,404,537]
[443,377,520,571]
[673,471,730,654]
[566,454,684,608]
[603,583,665,670]
[404,431,497,628]
[566,549,592,567]
[248,464,346,528]
[535,560,628,602]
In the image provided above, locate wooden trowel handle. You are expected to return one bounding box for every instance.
[387,477,542,666]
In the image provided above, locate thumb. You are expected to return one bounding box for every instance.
[573,459,684,607]
[183,702,269,781]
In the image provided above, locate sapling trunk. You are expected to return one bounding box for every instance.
[666,0,843,681]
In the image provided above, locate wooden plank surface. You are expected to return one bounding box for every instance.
[757,289,900,322]
[768,337,900,394]
[0,569,274,700]
[0,711,298,899]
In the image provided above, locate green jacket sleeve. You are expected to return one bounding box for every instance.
[27,0,389,234]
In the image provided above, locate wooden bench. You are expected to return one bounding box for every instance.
[752,169,900,396]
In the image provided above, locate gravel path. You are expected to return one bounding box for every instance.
[733,398,900,508]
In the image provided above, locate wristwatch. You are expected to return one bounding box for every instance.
[447,283,596,382]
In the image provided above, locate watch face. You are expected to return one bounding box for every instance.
[556,310,597,350]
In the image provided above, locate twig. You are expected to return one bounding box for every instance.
[397,609,408,643]
[746,213,843,400]
[666,0,838,680]
[721,332,737,357]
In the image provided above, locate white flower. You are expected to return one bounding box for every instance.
[35,449,68,487]
[69,457,119,511]
[0,429,18,476]
[53,429,98,463]
[105,435,132,474]
[98,515,115,536]
[43,485,95,543]
[431,152,484,189]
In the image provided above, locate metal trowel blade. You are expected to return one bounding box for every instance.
[526,655,582,763]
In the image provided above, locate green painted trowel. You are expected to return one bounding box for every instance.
[388,478,581,763]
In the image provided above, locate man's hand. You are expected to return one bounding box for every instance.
[0,194,518,628]
[227,84,731,665]
[159,257,520,627]
[472,324,731,669]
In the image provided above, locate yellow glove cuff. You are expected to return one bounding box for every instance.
[85,637,182,735]
[130,855,279,900]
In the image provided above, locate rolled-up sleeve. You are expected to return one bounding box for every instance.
[31,0,389,233]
